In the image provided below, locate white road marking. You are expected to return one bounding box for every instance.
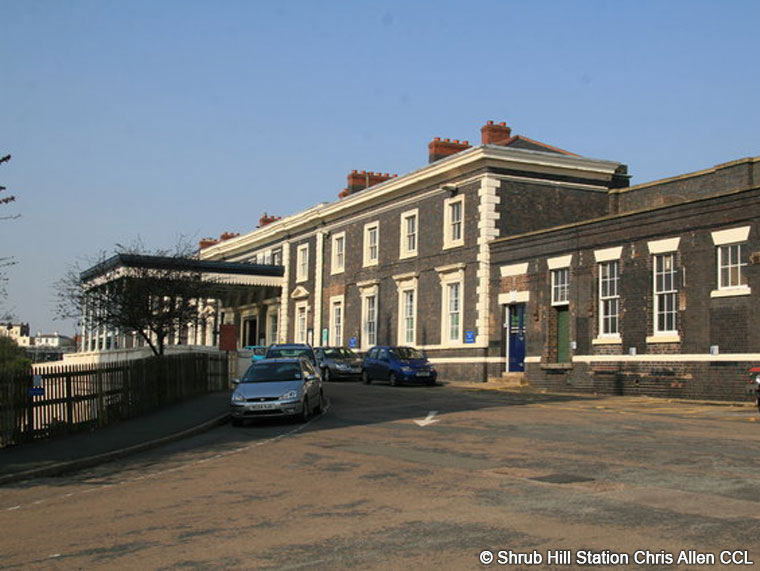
[414,411,440,427]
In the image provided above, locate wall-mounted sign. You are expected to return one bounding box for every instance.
[464,330,476,344]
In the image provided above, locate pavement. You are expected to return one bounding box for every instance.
[0,390,232,486]
[0,380,753,486]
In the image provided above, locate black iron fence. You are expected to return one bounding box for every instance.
[0,352,228,447]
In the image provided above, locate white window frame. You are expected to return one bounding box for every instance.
[443,194,465,249]
[266,305,280,345]
[362,294,377,349]
[598,260,620,338]
[363,222,380,267]
[331,232,346,275]
[551,268,570,306]
[717,243,748,289]
[437,264,465,346]
[710,226,751,298]
[653,252,678,336]
[359,281,379,350]
[399,209,419,259]
[295,301,308,344]
[330,295,344,346]
[394,273,419,345]
[296,243,309,283]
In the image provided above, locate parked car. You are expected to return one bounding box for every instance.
[264,343,318,367]
[361,346,437,386]
[230,357,323,425]
[314,347,363,381]
[244,345,268,361]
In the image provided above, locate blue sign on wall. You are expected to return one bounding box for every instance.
[28,387,45,397]
[349,337,357,348]
[464,330,476,344]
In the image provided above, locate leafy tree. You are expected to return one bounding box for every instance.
[0,335,30,373]
[56,240,220,357]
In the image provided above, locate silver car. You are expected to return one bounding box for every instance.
[231,358,324,426]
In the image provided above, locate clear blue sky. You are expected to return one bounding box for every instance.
[2,0,759,335]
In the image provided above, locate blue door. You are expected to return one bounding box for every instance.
[507,304,525,372]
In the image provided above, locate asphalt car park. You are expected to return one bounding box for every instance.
[2,381,759,570]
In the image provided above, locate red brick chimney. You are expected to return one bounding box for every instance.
[340,170,396,198]
[199,237,220,250]
[481,121,513,146]
[428,138,471,163]
[258,213,281,228]
[219,232,240,241]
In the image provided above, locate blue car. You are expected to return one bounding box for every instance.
[244,345,268,362]
[361,346,437,386]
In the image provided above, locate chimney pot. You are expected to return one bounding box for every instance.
[481,120,513,146]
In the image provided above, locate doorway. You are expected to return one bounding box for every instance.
[505,304,525,372]
[244,316,258,347]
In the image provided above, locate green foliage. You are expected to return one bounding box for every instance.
[0,336,30,373]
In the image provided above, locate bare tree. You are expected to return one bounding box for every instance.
[1,154,18,308]
[56,240,221,357]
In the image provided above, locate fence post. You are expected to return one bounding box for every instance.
[66,371,74,428]
[96,369,105,427]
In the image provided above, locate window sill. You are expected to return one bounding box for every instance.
[442,241,464,250]
[592,336,622,345]
[399,251,418,260]
[541,363,573,371]
[646,334,681,344]
[362,260,379,268]
[710,286,751,298]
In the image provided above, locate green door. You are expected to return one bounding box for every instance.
[557,307,570,363]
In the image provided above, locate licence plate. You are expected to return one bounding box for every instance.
[249,403,277,410]
[416,371,430,377]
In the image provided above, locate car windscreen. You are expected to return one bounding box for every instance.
[241,362,302,382]
[336,348,358,358]
[390,347,424,360]
[323,348,344,359]
[252,347,267,357]
[267,348,309,359]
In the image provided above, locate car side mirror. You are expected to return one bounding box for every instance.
[231,378,240,386]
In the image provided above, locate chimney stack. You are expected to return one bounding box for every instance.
[340,170,396,198]
[258,213,281,228]
[199,237,220,250]
[428,137,471,163]
[481,120,513,146]
[219,232,240,241]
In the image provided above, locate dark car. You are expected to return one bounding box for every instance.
[230,357,323,425]
[264,343,318,367]
[314,346,362,381]
[361,346,437,386]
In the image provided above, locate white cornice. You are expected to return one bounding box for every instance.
[200,145,625,261]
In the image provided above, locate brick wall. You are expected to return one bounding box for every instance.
[491,185,760,401]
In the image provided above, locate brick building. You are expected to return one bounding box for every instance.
[490,157,760,400]
[199,121,628,381]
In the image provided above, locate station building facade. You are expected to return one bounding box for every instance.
[198,121,629,382]
[490,157,760,401]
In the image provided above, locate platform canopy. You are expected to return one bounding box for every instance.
[80,253,284,306]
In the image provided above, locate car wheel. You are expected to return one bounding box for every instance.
[389,372,399,386]
[362,371,371,385]
[301,397,311,422]
[315,391,323,414]
[322,367,331,382]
